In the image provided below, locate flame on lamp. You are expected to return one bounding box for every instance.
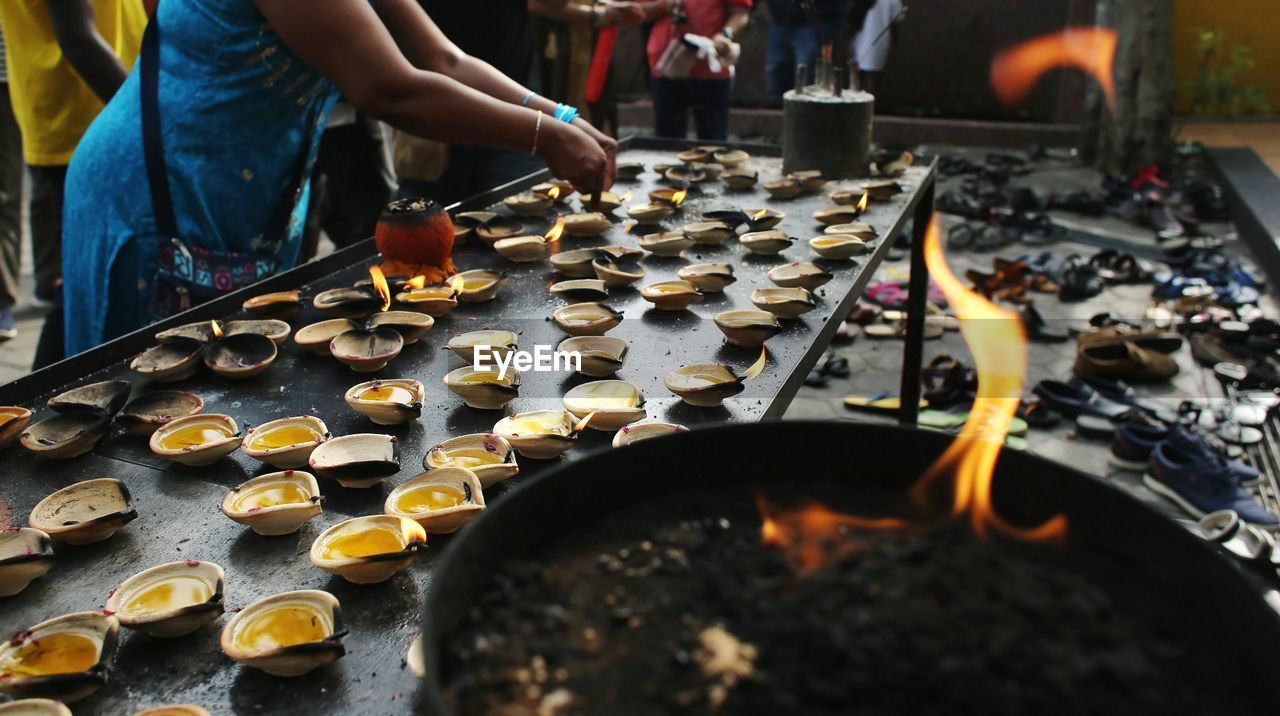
[743,347,767,381]
[407,275,427,290]
[210,320,223,340]
[368,266,392,312]
[547,185,562,201]
[752,208,769,220]
[448,274,466,296]
[671,189,688,207]
[990,27,1118,110]
[572,411,597,433]
[856,193,869,214]
[545,216,566,243]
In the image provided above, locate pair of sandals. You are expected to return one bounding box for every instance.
[918,355,1059,432]
[1057,254,1105,302]
[966,258,1058,305]
[803,353,850,387]
[865,280,947,310]
[1089,249,1152,284]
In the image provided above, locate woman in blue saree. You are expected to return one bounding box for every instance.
[63,0,615,355]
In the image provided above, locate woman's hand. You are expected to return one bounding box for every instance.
[540,121,612,199]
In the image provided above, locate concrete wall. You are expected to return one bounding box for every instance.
[613,0,1095,123]
[1173,0,1280,114]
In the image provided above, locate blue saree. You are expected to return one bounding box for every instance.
[63,0,340,354]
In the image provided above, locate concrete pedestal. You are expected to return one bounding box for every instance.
[782,90,875,179]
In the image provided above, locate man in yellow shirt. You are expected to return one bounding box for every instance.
[0,0,144,363]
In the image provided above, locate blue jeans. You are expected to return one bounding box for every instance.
[767,23,845,97]
[651,77,732,141]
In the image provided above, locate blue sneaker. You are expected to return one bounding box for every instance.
[0,306,14,341]
[1113,423,1262,486]
[1145,442,1278,530]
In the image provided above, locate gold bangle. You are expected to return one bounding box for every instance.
[530,110,544,156]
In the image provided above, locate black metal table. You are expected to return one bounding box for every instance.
[0,137,936,713]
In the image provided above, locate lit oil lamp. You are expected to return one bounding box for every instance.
[813,205,863,226]
[665,348,767,407]
[115,391,204,436]
[859,178,903,200]
[0,612,119,703]
[104,561,224,638]
[308,433,400,489]
[452,269,508,303]
[242,290,303,321]
[149,414,241,466]
[242,415,330,469]
[133,321,277,381]
[221,470,324,536]
[493,235,550,263]
[579,191,625,214]
[551,302,623,336]
[561,380,646,432]
[824,222,877,239]
[562,212,612,238]
[219,590,345,676]
[0,528,55,597]
[503,191,553,217]
[28,478,137,545]
[532,179,573,203]
[639,280,704,311]
[549,248,600,278]
[612,422,690,448]
[556,336,629,377]
[423,433,519,487]
[767,261,834,290]
[492,410,586,460]
[309,515,426,584]
[648,187,688,208]
[394,280,460,317]
[664,165,705,185]
[443,366,520,410]
[751,287,817,319]
[714,309,782,348]
[627,202,675,224]
[677,263,737,293]
[762,178,804,200]
[344,378,424,425]
[385,469,486,534]
[223,318,291,345]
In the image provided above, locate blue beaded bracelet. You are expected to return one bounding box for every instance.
[553,103,580,124]
[521,92,537,106]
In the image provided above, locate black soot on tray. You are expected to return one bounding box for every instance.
[442,487,1266,715]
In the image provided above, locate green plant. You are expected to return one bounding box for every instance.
[1184,29,1273,116]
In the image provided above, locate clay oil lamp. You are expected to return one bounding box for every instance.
[219,589,346,676]
[676,147,712,164]
[21,380,130,459]
[579,191,625,214]
[224,319,291,345]
[344,378,424,425]
[242,416,329,469]
[682,220,735,246]
[0,528,55,597]
[0,407,33,450]
[714,309,782,348]
[873,149,913,177]
[242,290,303,321]
[308,433,400,488]
[788,169,827,191]
[0,611,119,703]
[367,310,433,344]
[443,366,520,410]
[562,212,612,238]
[149,414,241,467]
[293,319,358,356]
[493,235,549,263]
[688,161,724,180]
[597,245,645,261]
[136,706,210,716]
[549,248,598,278]
[451,211,492,242]
[453,269,508,303]
[615,162,644,181]
[557,335,629,377]
[385,468,486,534]
[860,178,903,200]
[552,302,623,336]
[627,202,675,225]
[592,255,645,288]
[532,179,574,203]
[751,287,816,319]
[744,208,786,231]
[154,321,219,344]
[0,700,71,715]
[203,329,278,379]
[310,515,426,584]
[394,274,460,317]
[810,234,869,259]
[762,178,803,200]
[612,421,689,448]
[767,261,834,290]
[829,189,870,206]
[503,191,553,217]
[648,187,688,208]
[640,280,704,311]
[313,286,382,319]
[721,167,758,190]
[423,433,518,488]
[562,380,646,432]
[329,327,403,373]
[221,470,323,536]
[137,320,279,381]
[740,229,796,256]
[550,278,609,302]
[638,231,693,257]
[452,211,524,245]
[813,205,863,226]
[115,391,204,436]
[28,478,136,546]
[664,165,705,185]
[665,350,766,407]
[492,410,586,460]
[677,263,736,293]
[446,329,518,363]
[824,222,878,240]
[713,148,749,167]
[104,561,224,638]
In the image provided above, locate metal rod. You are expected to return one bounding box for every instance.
[898,179,935,425]
[794,63,807,94]
[833,67,844,97]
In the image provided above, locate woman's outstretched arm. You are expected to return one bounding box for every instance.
[255,0,610,195]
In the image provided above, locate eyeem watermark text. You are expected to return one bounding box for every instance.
[474,345,581,380]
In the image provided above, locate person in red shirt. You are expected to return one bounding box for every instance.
[640,0,751,140]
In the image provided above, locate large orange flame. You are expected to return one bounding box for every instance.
[758,495,909,577]
[918,215,1067,542]
[369,266,392,312]
[990,27,1117,110]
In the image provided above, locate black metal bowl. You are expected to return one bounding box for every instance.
[419,422,1280,713]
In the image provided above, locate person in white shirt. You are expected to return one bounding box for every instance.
[851,0,904,94]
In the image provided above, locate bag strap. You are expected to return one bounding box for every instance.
[138,8,305,248]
